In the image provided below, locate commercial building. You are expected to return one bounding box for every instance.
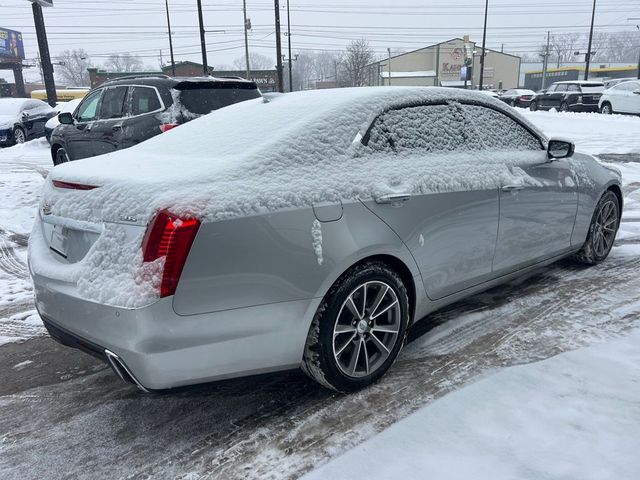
[523,64,639,90]
[367,38,521,90]
[88,61,278,91]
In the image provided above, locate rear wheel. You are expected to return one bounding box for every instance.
[13,127,25,144]
[600,102,613,114]
[53,147,70,166]
[302,261,409,392]
[572,191,620,265]
[560,101,569,112]
[529,101,538,111]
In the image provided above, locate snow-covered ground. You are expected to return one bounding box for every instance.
[0,108,639,479]
[305,328,640,480]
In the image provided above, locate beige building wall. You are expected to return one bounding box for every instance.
[369,38,521,89]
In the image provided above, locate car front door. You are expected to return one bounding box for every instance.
[550,83,567,109]
[538,84,555,108]
[360,103,500,300]
[616,81,640,113]
[64,89,103,160]
[90,85,129,156]
[461,105,579,274]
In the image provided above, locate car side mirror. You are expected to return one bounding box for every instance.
[21,111,29,119]
[58,112,74,125]
[548,138,575,160]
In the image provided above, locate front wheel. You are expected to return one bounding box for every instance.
[529,101,538,111]
[53,147,70,166]
[600,102,613,115]
[302,261,409,392]
[13,127,25,144]
[572,191,620,265]
[560,101,569,112]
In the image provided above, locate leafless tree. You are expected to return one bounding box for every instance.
[550,33,581,67]
[55,49,91,87]
[232,52,273,70]
[103,53,145,72]
[342,39,375,87]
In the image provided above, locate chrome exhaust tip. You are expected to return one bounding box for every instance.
[104,349,149,393]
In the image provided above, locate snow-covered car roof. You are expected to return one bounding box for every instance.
[0,98,31,115]
[47,87,548,225]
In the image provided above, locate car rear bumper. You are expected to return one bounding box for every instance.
[32,269,319,390]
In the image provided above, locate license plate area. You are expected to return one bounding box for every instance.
[50,224,69,258]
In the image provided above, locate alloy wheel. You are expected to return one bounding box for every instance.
[593,199,618,258]
[601,104,612,114]
[332,281,401,378]
[14,128,25,144]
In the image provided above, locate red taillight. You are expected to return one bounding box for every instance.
[52,180,98,190]
[159,123,178,133]
[519,96,531,101]
[142,209,200,298]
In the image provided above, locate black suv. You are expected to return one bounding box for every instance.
[529,81,605,112]
[51,75,261,165]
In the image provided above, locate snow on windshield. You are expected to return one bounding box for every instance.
[0,99,26,116]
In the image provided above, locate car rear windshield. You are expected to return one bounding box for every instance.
[581,85,604,93]
[177,83,261,115]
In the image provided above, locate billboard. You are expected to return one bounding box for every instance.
[0,28,25,61]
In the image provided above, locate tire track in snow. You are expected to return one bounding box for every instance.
[0,237,28,279]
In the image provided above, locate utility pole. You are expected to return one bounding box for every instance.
[197,0,208,74]
[478,0,489,91]
[165,0,176,75]
[274,0,284,92]
[31,2,57,106]
[541,31,550,90]
[287,0,293,92]
[585,0,597,80]
[387,47,392,86]
[242,0,251,79]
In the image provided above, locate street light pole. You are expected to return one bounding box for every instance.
[274,0,284,92]
[478,0,489,90]
[287,0,293,92]
[197,0,208,74]
[31,2,57,106]
[165,0,176,76]
[243,0,251,79]
[585,0,597,80]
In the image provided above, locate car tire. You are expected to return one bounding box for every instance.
[529,101,538,111]
[572,191,620,265]
[53,147,70,166]
[13,126,26,145]
[600,102,613,114]
[560,101,569,112]
[301,261,409,392]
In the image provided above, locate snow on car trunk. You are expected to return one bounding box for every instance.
[31,87,549,308]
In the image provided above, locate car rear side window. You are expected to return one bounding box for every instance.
[76,90,102,122]
[178,85,260,115]
[366,104,468,154]
[462,105,542,151]
[99,86,128,119]
[130,86,162,115]
[567,84,580,92]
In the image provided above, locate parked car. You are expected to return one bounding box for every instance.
[599,80,640,115]
[529,81,605,112]
[45,98,84,143]
[0,98,55,147]
[30,87,622,393]
[50,75,261,165]
[603,77,636,89]
[500,88,536,107]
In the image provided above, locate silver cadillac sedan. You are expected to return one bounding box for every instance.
[28,87,622,392]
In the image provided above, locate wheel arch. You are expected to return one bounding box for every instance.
[606,183,623,214]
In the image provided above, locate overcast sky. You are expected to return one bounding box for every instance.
[1,0,639,82]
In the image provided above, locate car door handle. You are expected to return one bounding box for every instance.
[112,123,123,131]
[501,185,524,192]
[375,193,412,205]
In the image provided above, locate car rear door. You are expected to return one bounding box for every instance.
[360,103,500,300]
[64,88,103,160]
[121,85,165,148]
[461,105,578,274]
[21,101,51,137]
[90,85,129,156]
